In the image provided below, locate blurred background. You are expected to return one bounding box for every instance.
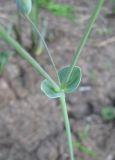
[0,0,115,160]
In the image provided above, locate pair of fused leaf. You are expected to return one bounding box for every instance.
[41,66,81,98]
[16,0,32,15]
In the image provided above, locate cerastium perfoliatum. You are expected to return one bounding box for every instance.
[0,0,104,159]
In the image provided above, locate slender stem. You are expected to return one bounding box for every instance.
[26,15,61,85]
[37,17,47,55]
[0,24,59,90]
[29,0,39,48]
[60,94,74,160]
[66,0,104,82]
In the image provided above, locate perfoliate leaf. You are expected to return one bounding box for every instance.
[58,66,81,93]
[41,79,63,98]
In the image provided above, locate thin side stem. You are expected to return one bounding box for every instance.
[37,17,47,55]
[66,0,104,82]
[29,1,39,48]
[60,94,74,160]
[0,24,59,91]
[26,15,61,85]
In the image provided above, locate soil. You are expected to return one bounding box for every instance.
[0,0,115,160]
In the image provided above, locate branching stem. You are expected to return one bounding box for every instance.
[26,15,60,85]
[66,0,104,82]
[0,25,59,90]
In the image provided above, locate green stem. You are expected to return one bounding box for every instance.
[26,15,60,85]
[0,25,59,90]
[66,0,104,82]
[37,17,47,55]
[29,0,39,48]
[60,94,74,160]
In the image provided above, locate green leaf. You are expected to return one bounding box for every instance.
[58,66,81,93]
[101,106,115,121]
[75,141,96,157]
[0,51,9,65]
[41,79,63,98]
[0,51,9,74]
[46,3,74,18]
[36,0,74,19]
